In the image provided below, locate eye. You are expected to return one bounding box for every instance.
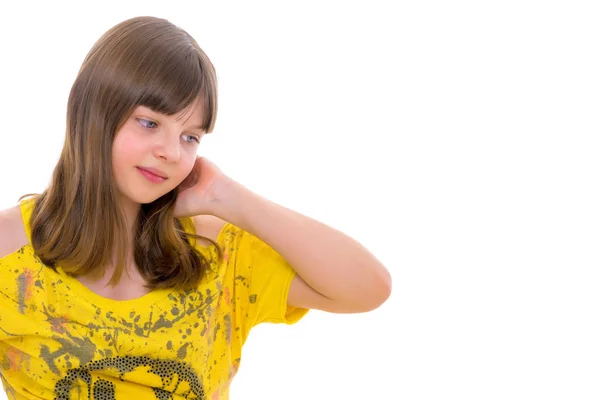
[183,134,201,144]
[136,118,158,129]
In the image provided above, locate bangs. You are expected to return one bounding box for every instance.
[129,47,217,133]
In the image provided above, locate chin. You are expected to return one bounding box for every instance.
[117,177,178,207]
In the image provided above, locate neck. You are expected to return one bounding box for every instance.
[120,197,141,231]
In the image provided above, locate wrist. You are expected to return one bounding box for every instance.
[208,176,248,223]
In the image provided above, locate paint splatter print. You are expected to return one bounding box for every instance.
[0,198,308,399]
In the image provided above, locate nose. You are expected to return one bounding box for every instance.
[154,133,180,163]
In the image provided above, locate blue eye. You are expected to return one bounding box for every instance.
[137,118,157,129]
[183,135,200,144]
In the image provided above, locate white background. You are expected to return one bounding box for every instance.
[0,1,598,399]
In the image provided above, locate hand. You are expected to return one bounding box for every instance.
[173,156,229,218]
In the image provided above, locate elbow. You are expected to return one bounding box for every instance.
[358,267,393,313]
[373,269,393,309]
[323,265,393,314]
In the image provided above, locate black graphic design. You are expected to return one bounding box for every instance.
[54,355,205,399]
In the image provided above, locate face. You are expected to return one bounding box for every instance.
[111,97,206,207]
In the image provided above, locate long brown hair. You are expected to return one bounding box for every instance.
[20,16,222,291]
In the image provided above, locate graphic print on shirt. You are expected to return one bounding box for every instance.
[54,356,205,400]
[0,252,233,399]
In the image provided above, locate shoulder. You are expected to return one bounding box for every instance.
[0,203,29,258]
[191,215,229,243]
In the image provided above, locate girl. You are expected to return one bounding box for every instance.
[0,16,391,399]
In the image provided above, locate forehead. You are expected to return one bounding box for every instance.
[174,97,205,122]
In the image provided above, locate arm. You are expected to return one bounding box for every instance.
[206,178,392,314]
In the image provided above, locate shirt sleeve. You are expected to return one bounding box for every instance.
[225,224,309,332]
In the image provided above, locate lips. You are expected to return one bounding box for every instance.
[137,167,167,179]
[136,167,168,184]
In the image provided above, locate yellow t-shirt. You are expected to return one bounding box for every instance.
[0,197,308,399]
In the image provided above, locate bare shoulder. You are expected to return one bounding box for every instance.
[191,215,228,243]
[0,204,29,258]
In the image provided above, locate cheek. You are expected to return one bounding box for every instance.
[112,131,145,169]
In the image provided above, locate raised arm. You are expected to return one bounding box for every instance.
[201,179,392,314]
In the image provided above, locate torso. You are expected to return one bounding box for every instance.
[0,197,305,399]
[0,199,244,399]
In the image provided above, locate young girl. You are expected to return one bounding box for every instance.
[0,16,391,399]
